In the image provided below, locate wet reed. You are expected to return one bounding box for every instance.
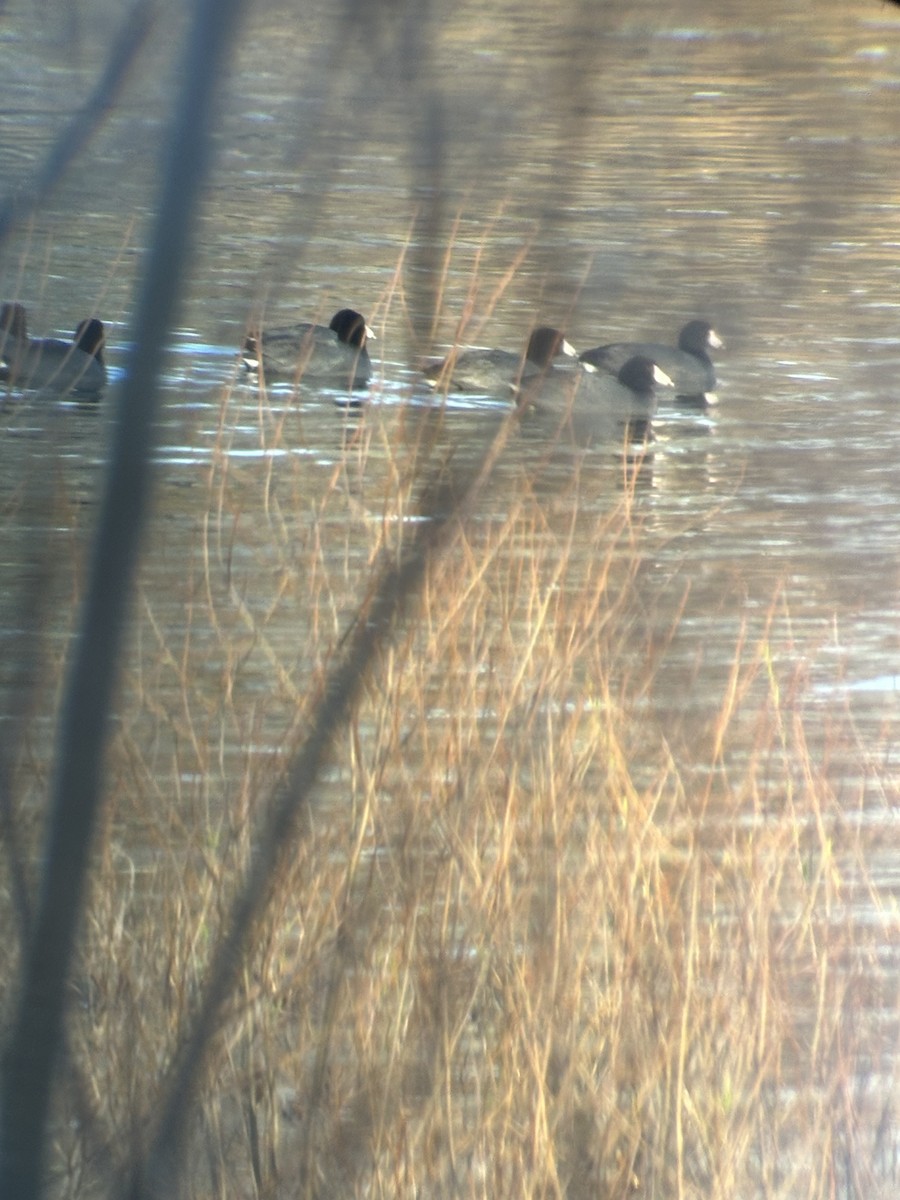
[1,3,896,1196]
[3,360,891,1200]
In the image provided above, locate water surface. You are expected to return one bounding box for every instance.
[1,0,899,1191]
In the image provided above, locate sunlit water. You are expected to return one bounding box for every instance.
[2,0,900,1188]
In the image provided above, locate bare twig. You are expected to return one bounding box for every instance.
[0,2,246,1198]
[0,0,156,246]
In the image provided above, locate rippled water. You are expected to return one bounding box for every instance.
[2,0,900,1191]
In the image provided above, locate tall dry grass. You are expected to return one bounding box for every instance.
[1,3,897,1198]
[4,360,884,1200]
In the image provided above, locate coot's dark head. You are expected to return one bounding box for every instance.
[679,320,723,356]
[75,318,106,363]
[526,326,576,367]
[329,309,373,349]
[618,355,673,393]
[1,302,27,340]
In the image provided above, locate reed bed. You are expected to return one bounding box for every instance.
[1,361,893,1200]
[2,4,896,1198]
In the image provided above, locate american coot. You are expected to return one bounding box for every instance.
[242,308,373,389]
[423,326,577,395]
[579,319,722,402]
[0,303,107,395]
[528,354,672,419]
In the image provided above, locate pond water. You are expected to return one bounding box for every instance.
[1,0,900,1194]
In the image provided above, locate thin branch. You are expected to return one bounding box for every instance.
[0,2,247,1198]
[0,0,156,246]
[124,399,520,1200]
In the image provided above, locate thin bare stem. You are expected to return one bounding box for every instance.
[0,2,246,1197]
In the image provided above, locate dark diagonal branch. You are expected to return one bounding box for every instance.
[124,402,520,1200]
[0,0,155,247]
[0,2,247,1198]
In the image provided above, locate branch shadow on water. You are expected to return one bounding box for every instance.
[0,0,247,1196]
[0,2,536,1198]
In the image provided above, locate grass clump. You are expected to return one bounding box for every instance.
[2,382,889,1200]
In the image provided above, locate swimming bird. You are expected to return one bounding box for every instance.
[579,319,722,402]
[242,307,373,389]
[0,303,107,394]
[524,355,673,444]
[423,326,577,395]
[532,350,672,417]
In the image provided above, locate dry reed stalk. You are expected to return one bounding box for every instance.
[1,267,895,1200]
[4,387,896,1198]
